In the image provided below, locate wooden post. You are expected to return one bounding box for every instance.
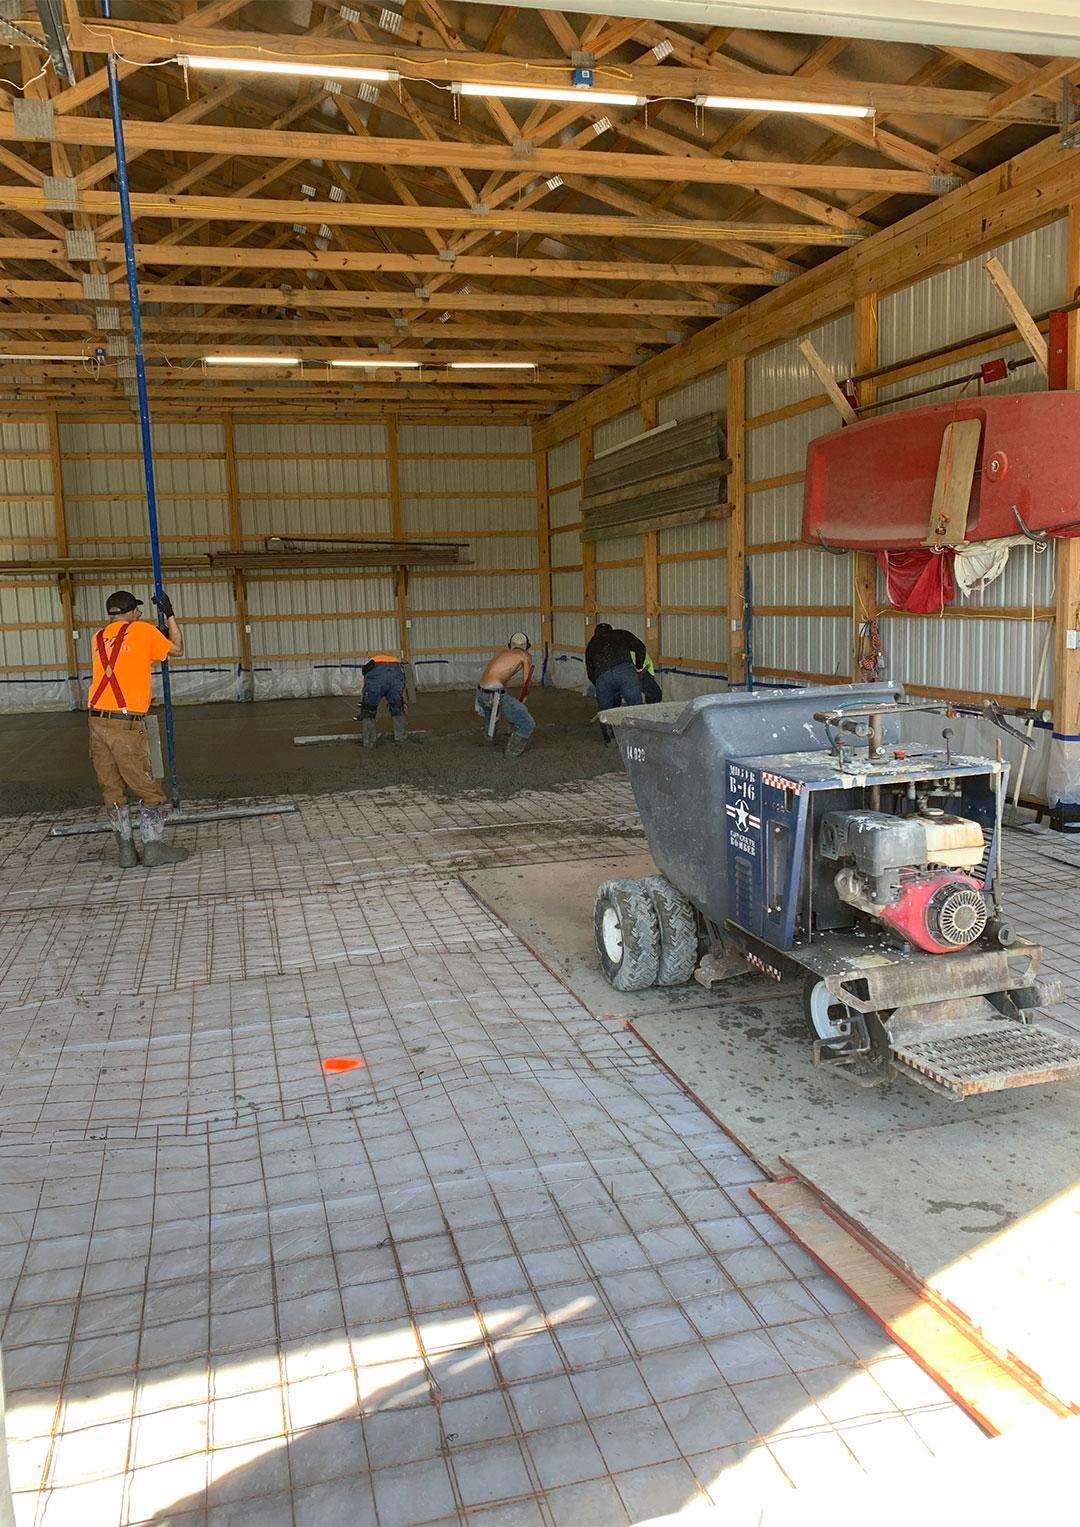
[222,411,255,701]
[387,414,410,663]
[640,398,659,663]
[47,411,81,709]
[1052,204,1080,809]
[535,446,553,674]
[852,295,879,682]
[580,426,596,636]
[726,357,746,690]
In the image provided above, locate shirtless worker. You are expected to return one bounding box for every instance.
[88,590,189,869]
[475,632,534,758]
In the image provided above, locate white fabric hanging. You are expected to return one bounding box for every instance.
[952,534,1029,597]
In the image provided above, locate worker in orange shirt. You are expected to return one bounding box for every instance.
[88,589,189,869]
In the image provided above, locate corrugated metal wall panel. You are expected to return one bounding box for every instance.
[0,421,48,453]
[659,557,723,609]
[409,612,524,652]
[552,570,583,608]
[752,548,850,605]
[549,530,581,568]
[595,565,643,613]
[754,614,849,677]
[878,221,1067,367]
[398,423,531,454]
[233,421,386,455]
[882,614,1054,699]
[398,457,535,494]
[748,314,854,417]
[465,536,538,571]
[408,573,536,613]
[239,456,390,496]
[660,612,727,664]
[657,369,726,424]
[245,574,394,619]
[547,439,579,489]
[955,541,1055,611]
[403,497,533,534]
[548,486,580,530]
[241,497,395,539]
[746,404,834,482]
[593,409,641,454]
[250,615,394,659]
[595,533,642,562]
[552,612,585,648]
[658,518,726,557]
[1,501,55,558]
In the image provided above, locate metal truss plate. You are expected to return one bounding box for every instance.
[892,1022,1080,1096]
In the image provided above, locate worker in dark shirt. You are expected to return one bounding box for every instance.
[586,622,647,710]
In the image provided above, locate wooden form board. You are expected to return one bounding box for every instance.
[752,1181,1069,1436]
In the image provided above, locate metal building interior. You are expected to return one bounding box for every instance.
[2,2,1080,1525]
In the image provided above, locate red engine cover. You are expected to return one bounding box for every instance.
[802,393,1080,550]
[878,871,985,954]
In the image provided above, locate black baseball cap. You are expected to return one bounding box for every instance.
[106,590,142,615]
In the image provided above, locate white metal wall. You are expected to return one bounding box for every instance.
[0,416,540,710]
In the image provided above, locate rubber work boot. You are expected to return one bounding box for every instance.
[108,802,138,869]
[506,733,528,759]
[361,714,377,749]
[600,722,616,747]
[140,805,189,868]
[392,714,408,743]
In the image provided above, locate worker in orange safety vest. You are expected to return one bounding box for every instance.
[88,589,189,869]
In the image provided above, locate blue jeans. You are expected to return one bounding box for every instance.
[359,663,405,717]
[475,687,535,738]
[596,661,643,710]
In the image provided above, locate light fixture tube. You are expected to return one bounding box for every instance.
[448,361,537,369]
[203,355,300,365]
[329,359,422,368]
[695,94,872,118]
[181,56,396,84]
[0,353,91,361]
[455,81,643,107]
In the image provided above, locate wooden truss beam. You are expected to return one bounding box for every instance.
[0,186,860,248]
[0,238,796,285]
[0,277,731,318]
[0,113,955,194]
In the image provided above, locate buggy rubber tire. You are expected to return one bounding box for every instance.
[641,875,698,986]
[802,974,854,1059]
[594,879,661,991]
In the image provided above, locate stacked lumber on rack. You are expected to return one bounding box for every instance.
[582,413,730,541]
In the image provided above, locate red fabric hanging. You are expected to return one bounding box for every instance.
[876,549,955,613]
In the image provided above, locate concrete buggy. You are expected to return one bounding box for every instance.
[595,683,1080,1099]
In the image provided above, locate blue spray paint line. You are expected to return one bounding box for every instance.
[541,640,550,686]
[103,8,179,805]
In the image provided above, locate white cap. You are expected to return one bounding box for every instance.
[508,631,530,650]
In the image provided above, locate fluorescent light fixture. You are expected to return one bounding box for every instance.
[448,361,537,370]
[329,360,421,368]
[695,93,872,118]
[203,355,300,365]
[181,55,397,84]
[0,353,90,361]
[455,81,643,107]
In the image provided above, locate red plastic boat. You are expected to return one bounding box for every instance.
[802,392,1080,549]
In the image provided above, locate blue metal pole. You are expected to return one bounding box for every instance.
[102,2,180,805]
[743,560,753,693]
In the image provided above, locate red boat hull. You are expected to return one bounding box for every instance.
[802,392,1080,549]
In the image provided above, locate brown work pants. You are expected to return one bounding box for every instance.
[89,713,166,807]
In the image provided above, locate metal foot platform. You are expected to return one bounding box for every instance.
[891,1022,1080,1097]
